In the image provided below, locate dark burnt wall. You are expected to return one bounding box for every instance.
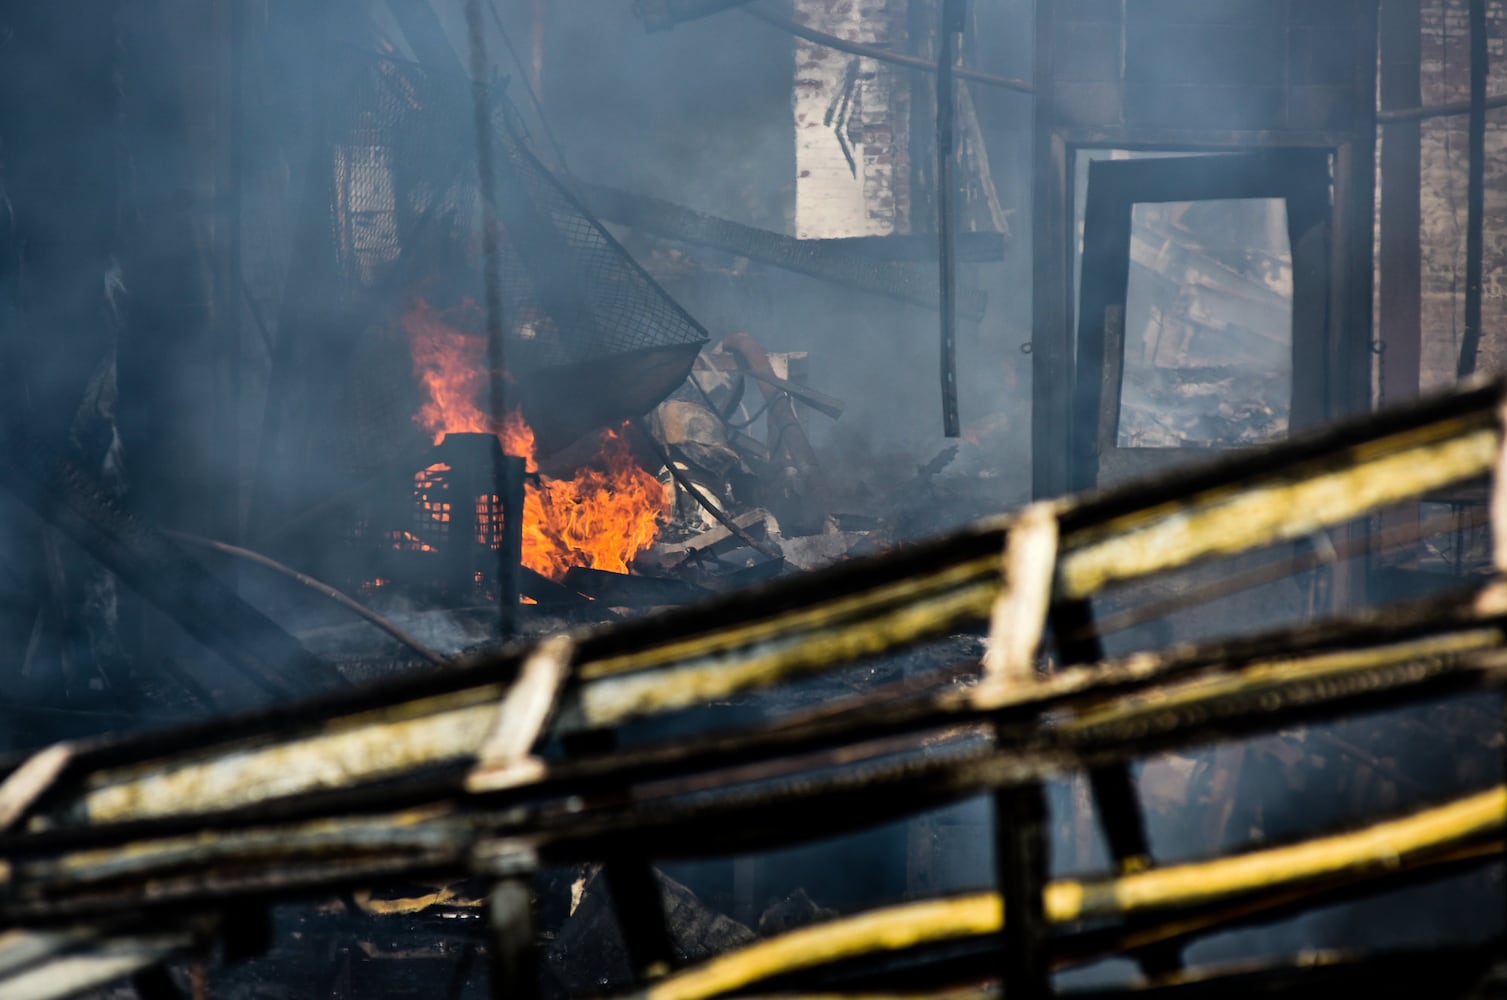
[1420,0,1507,385]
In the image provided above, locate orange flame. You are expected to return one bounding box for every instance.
[403,300,668,581]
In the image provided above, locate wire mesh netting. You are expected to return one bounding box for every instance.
[254,53,706,563]
[327,56,708,370]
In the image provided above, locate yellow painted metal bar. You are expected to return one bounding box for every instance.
[1057,419,1499,598]
[639,786,1507,1000]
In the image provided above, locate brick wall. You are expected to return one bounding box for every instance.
[792,0,911,238]
[1418,0,1507,388]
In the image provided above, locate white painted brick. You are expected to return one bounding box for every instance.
[792,0,909,238]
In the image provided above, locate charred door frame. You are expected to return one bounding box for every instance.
[1071,150,1333,493]
[1032,130,1374,507]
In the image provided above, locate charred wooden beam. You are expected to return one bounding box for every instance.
[1049,596,1171,977]
[12,576,1504,867]
[562,567,716,608]
[1377,92,1507,124]
[575,182,990,320]
[994,780,1051,1000]
[0,645,1500,1000]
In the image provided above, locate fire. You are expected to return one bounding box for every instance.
[403,300,669,581]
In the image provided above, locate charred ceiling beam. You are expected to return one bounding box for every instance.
[802,231,1004,263]
[1377,93,1507,124]
[576,181,991,319]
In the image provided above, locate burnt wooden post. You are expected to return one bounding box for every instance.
[604,860,678,980]
[1058,599,1154,876]
[995,778,1051,999]
[1050,599,1177,977]
[557,721,679,982]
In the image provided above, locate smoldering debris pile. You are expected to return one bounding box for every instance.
[527,332,1016,619]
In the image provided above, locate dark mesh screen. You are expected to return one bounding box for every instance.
[253,54,705,556]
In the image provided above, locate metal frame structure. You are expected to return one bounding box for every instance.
[0,377,1504,997]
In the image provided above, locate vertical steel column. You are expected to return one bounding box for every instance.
[938,0,966,437]
[1378,0,1422,402]
[500,454,525,635]
[1052,597,1178,976]
[1458,0,1488,378]
[228,0,245,546]
[995,779,1051,999]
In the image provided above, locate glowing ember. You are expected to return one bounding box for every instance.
[403,300,668,581]
[388,529,438,553]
